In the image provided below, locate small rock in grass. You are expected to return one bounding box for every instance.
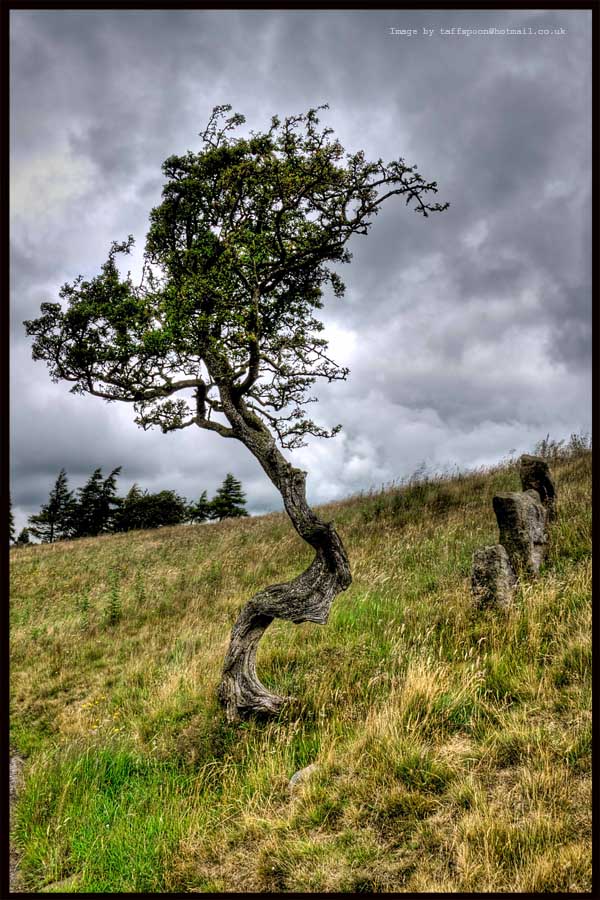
[288,763,318,792]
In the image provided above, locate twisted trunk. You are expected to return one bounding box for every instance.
[215,388,352,722]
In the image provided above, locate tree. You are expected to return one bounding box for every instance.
[72,467,122,537]
[115,486,188,531]
[15,528,31,547]
[24,104,447,721]
[113,483,145,531]
[188,489,213,523]
[28,469,77,543]
[145,490,189,528]
[211,473,249,521]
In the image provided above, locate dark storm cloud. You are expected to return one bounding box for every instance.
[324,20,590,360]
[12,9,286,183]
[244,8,592,388]
[10,9,591,535]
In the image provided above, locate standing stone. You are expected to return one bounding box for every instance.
[471,544,517,609]
[519,455,556,521]
[492,490,548,575]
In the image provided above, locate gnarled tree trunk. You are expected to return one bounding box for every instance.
[216,390,352,722]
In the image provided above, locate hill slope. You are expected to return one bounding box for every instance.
[10,447,591,892]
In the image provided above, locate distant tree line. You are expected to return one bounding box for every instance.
[11,470,248,545]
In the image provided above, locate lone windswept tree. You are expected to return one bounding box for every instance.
[25,105,447,721]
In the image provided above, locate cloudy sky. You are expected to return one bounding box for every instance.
[10,9,592,535]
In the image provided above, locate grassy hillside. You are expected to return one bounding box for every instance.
[10,445,591,893]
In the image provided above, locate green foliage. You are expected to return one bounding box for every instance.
[133,570,146,605]
[105,570,122,627]
[25,104,447,448]
[27,469,77,543]
[187,490,212,523]
[210,473,248,521]
[14,527,31,546]
[114,483,144,530]
[18,464,254,542]
[72,467,122,538]
[114,485,188,531]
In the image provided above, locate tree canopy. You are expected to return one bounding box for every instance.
[15,528,31,547]
[72,467,122,537]
[22,465,250,541]
[210,473,249,521]
[188,489,212,524]
[25,104,447,450]
[27,468,77,543]
[114,485,189,531]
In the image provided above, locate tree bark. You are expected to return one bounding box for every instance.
[215,390,352,722]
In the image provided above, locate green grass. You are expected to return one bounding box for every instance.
[10,445,591,892]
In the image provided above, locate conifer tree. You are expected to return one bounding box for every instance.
[188,490,212,523]
[211,474,249,521]
[73,467,122,537]
[113,483,145,531]
[15,528,31,546]
[28,469,77,543]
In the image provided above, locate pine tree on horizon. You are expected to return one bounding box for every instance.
[113,483,144,531]
[28,469,77,543]
[188,490,212,523]
[72,467,122,537]
[211,474,249,521]
[15,527,31,546]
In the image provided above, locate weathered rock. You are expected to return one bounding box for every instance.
[520,454,556,521]
[288,763,318,792]
[493,490,548,575]
[471,544,517,609]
